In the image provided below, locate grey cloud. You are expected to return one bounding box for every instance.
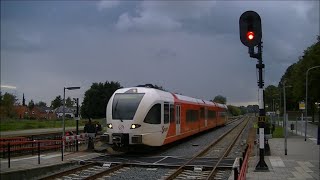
[1,1,319,106]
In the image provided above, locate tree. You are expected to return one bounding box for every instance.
[264,85,280,112]
[212,95,227,104]
[227,105,242,116]
[278,36,320,116]
[22,93,26,106]
[51,95,62,109]
[65,97,73,107]
[0,92,17,118]
[36,101,47,107]
[81,81,122,119]
[28,100,35,110]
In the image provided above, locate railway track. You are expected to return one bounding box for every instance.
[162,116,249,180]
[40,117,249,180]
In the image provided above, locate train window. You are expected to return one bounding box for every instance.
[220,112,226,117]
[170,104,175,123]
[186,110,198,122]
[143,104,161,124]
[208,110,216,120]
[112,93,145,120]
[200,107,204,119]
[164,103,169,124]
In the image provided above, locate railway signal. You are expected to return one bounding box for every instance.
[239,10,262,48]
[239,10,268,171]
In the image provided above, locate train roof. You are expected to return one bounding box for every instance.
[120,86,227,109]
[174,94,227,109]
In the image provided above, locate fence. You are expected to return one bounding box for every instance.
[0,133,89,168]
[232,144,252,180]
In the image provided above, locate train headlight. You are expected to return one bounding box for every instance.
[107,123,113,129]
[130,124,141,129]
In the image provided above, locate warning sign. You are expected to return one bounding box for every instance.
[299,102,305,110]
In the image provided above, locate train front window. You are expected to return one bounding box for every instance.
[112,93,144,120]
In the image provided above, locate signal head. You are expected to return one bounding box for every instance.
[239,11,262,47]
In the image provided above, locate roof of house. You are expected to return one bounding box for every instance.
[54,106,74,113]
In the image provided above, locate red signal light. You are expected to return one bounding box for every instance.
[247,31,254,40]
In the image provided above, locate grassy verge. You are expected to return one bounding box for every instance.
[0,118,104,131]
[272,126,284,138]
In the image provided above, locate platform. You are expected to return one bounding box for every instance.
[246,133,319,179]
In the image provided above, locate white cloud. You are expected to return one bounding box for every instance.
[115,1,217,31]
[97,0,120,11]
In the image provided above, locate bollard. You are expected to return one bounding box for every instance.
[38,142,40,164]
[8,142,10,168]
[61,141,64,161]
[233,167,238,180]
[240,158,243,169]
[31,136,34,155]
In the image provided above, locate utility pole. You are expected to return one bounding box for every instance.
[74,98,79,151]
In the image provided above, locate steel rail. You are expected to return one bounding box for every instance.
[40,162,97,180]
[165,117,246,180]
[206,117,250,179]
[84,163,125,180]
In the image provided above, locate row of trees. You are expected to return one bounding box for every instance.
[264,36,320,119]
[0,92,18,118]
[51,96,74,109]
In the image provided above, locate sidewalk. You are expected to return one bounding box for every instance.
[0,126,84,138]
[246,135,319,179]
[0,150,102,179]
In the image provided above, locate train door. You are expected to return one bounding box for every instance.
[176,105,181,135]
[205,107,208,127]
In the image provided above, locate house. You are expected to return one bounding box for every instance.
[14,105,56,119]
[54,106,75,119]
[37,106,55,119]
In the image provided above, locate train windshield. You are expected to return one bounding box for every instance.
[112,93,145,120]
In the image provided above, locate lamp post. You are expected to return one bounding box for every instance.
[305,66,320,142]
[282,80,292,155]
[62,86,80,161]
[316,102,320,145]
[73,98,79,151]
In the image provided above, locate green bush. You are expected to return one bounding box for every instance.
[272,126,284,138]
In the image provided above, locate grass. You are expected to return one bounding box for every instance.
[0,118,104,132]
[272,126,284,138]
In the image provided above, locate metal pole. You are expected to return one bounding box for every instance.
[76,98,79,151]
[273,99,275,127]
[285,114,287,155]
[255,42,268,171]
[301,113,303,136]
[295,113,297,135]
[305,66,320,141]
[38,141,40,164]
[318,105,320,145]
[62,87,65,159]
[8,142,10,168]
[283,81,287,155]
[305,70,308,141]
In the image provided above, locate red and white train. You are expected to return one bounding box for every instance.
[101,86,228,151]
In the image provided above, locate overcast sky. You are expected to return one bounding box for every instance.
[1,1,319,106]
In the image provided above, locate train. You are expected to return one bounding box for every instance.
[101,85,228,151]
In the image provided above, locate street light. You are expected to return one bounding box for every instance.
[282,80,292,155]
[305,66,320,142]
[62,86,80,161]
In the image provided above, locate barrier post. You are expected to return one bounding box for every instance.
[38,141,40,164]
[234,167,238,180]
[8,142,10,168]
[61,140,64,161]
[239,158,243,169]
[31,136,34,155]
